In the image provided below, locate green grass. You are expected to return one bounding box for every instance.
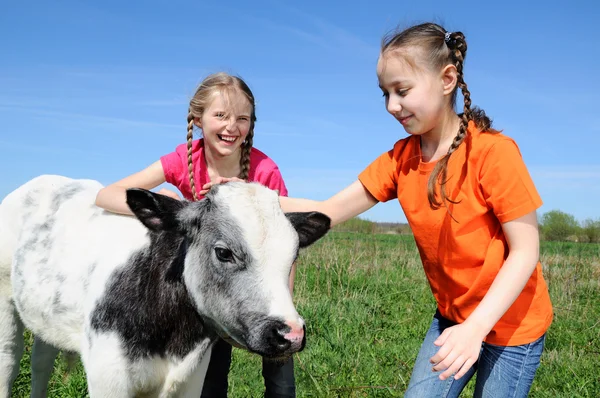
[12,233,600,397]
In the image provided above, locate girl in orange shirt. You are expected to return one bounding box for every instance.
[273,22,553,397]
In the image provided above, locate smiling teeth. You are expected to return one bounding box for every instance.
[219,135,236,142]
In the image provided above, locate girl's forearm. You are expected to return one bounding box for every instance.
[94,160,168,216]
[279,180,378,227]
[279,197,325,214]
[95,185,134,216]
[464,250,539,337]
[279,197,365,227]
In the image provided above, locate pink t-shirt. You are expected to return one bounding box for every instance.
[160,139,288,200]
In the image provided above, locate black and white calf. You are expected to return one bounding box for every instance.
[0,175,329,397]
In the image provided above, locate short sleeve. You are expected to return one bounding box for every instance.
[263,167,288,197]
[358,149,398,203]
[160,150,185,188]
[247,148,289,197]
[479,138,542,223]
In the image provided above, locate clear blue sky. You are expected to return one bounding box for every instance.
[1,0,598,223]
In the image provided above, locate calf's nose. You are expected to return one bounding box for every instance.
[282,320,305,344]
[266,319,306,354]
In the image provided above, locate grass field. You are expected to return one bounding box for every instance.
[11,232,600,397]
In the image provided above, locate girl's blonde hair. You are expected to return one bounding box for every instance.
[381,23,496,210]
[186,72,257,201]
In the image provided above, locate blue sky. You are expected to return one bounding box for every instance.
[1,0,598,223]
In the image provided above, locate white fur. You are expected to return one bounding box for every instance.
[178,183,309,352]
[215,185,302,323]
[0,175,310,397]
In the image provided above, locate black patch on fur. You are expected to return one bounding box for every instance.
[90,232,215,360]
[14,184,81,271]
[23,192,37,209]
[49,183,84,214]
[83,262,97,292]
[13,247,26,276]
[51,291,70,316]
[126,188,183,232]
[238,312,306,358]
[87,262,97,277]
[165,239,188,282]
[285,212,331,247]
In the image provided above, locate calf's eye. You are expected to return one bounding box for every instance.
[215,247,234,263]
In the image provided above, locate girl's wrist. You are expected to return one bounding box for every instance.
[463,315,494,339]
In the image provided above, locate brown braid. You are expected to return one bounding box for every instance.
[186,110,198,201]
[382,23,495,210]
[234,76,256,181]
[239,129,254,180]
[427,31,470,209]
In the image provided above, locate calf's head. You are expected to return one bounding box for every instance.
[126,182,330,358]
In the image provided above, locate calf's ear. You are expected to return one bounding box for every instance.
[286,212,331,248]
[126,188,184,232]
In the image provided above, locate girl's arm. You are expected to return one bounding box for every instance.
[95,160,177,215]
[462,210,540,336]
[430,210,541,380]
[279,180,379,227]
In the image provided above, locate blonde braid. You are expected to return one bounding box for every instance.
[239,130,254,180]
[236,76,256,181]
[186,110,199,201]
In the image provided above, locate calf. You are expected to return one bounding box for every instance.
[0,175,329,397]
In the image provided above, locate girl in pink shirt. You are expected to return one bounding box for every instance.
[95,72,296,397]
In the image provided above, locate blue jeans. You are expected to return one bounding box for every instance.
[200,338,296,397]
[405,312,546,398]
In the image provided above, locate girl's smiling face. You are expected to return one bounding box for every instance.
[377,50,451,137]
[196,90,252,158]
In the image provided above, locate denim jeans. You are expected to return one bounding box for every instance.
[200,338,296,397]
[405,312,546,398]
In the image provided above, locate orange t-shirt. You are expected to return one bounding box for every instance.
[358,122,553,346]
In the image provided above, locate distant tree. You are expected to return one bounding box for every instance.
[394,224,413,235]
[581,218,600,243]
[334,217,376,234]
[539,210,579,241]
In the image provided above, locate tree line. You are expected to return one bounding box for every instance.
[334,210,600,243]
[539,210,600,243]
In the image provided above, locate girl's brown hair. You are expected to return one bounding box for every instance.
[381,23,496,210]
[186,72,257,201]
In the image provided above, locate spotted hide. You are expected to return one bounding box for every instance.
[0,175,330,398]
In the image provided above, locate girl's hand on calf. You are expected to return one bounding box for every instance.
[200,177,245,195]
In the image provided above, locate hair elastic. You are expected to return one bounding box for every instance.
[444,32,452,43]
